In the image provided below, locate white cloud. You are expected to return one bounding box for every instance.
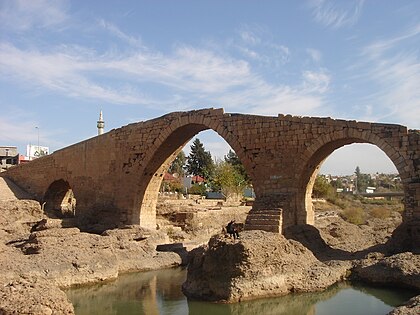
[302,69,331,94]
[370,53,420,127]
[307,0,365,29]
[0,43,156,105]
[98,19,144,48]
[362,23,420,58]
[0,26,329,117]
[235,26,290,67]
[307,48,322,63]
[239,30,261,45]
[0,0,68,31]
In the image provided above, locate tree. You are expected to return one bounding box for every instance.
[224,150,250,184]
[312,175,335,199]
[213,161,245,200]
[168,151,186,176]
[355,166,361,192]
[186,138,214,180]
[355,166,370,193]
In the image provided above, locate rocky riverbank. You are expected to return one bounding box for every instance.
[0,177,419,314]
[0,199,183,315]
[182,230,419,301]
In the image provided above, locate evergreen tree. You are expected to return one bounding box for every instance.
[168,151,186,176]
[355,166,371,193]
[224,149,250,184]
[186,138,214,180]
[355,166,361,192]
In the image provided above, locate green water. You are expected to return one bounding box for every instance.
[66,268,417,315]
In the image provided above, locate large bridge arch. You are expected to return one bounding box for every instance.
[126,115,254,229]
[296,129,412,226]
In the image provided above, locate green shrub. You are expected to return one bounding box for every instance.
[188,184,206,195]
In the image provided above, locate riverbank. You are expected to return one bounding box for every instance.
[0,177,419,314]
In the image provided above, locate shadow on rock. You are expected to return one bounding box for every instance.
[284,224,355,261]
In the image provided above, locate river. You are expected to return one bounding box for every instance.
[66,267,417,315]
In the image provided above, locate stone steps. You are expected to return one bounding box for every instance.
[244,208,282,233]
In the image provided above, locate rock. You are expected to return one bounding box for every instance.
[0,180,180,313]
[353,252,420,290]
[0,276,75,315]
[182,230,348,302]
[388,295,420,315]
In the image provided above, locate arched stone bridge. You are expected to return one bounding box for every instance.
[2,109,419,243]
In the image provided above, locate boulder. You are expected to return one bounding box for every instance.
[388,295,420,315]
[0,276,74,315]
[353,252,420,290]
[182,230,348,302]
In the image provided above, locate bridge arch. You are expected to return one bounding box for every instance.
[296,130,410,226]
[129,116,253,229]
[43,179,77,218]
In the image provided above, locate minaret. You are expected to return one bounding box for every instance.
[97,110,105,135]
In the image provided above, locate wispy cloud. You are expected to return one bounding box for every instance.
[354,24,420,128]
[302,69,330,93]
[0,0,69,31]
[307,0,365,29]
[0,43,156,105]
[98,19,144,48]
[368,53,420,127]
[307,48,322,63]
[235,26,290,67]
[362,23,420,58]
[0,38,330,116]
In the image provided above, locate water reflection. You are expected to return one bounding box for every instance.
[66,268,417,315]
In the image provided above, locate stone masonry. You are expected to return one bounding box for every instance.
[1,109,419,243]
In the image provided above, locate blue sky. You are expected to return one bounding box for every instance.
[1,0,419,175]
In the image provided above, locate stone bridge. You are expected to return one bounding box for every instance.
[2,109,419,243]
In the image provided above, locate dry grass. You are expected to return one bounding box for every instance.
[369,207,392,219]
[340,207,366,225]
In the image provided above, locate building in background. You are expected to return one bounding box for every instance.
[97,110,105,135]
[0,146,19,171]
[26,144,49,161]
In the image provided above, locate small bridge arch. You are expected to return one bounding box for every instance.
[43,179,76,218]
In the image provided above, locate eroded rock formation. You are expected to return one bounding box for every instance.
[182,230,349,302]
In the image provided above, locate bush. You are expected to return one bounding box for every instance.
[360,198,401,205]
[369,207,391,219]
[312,175,335,199]
[188,184,206,196]
[160,180,183,193]
[326,195,347,209]
[340,207,366,225]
